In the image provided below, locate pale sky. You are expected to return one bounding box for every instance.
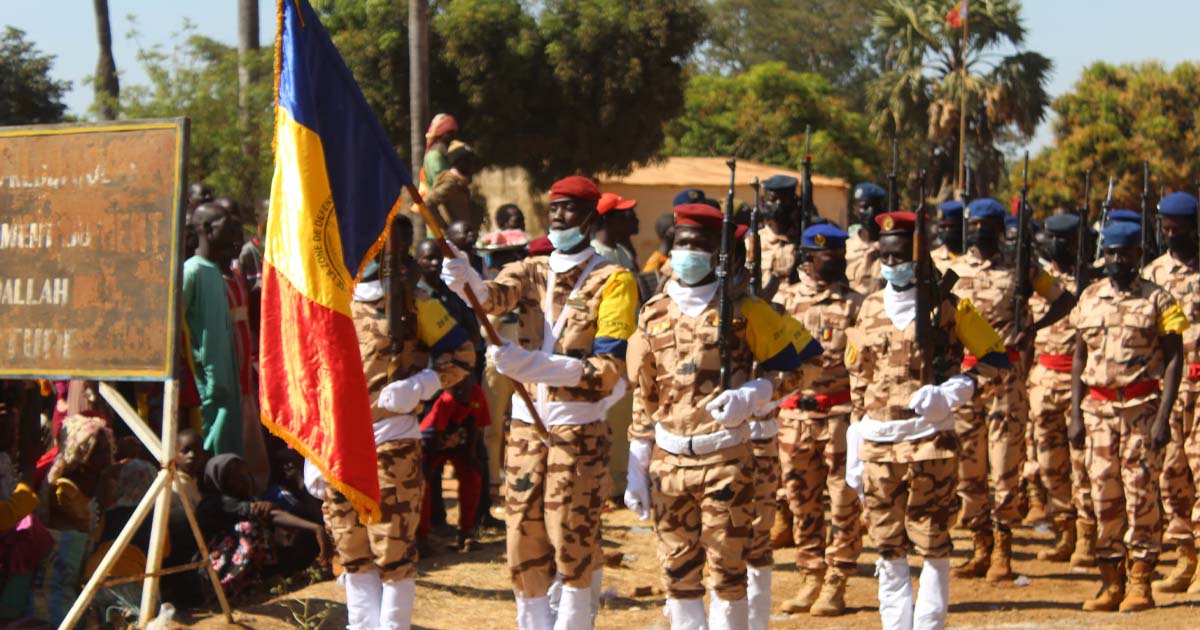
[4,1,1198,151]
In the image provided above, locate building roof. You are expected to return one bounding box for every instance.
[599,156,848,190]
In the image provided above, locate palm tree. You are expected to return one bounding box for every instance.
[93,0,119,120]
[868,0,1051,199]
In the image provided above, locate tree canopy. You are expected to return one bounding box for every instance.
[1011,61,1200,216]
[0,27,70,126]
[664,62,884,187]
[868,0,1051,199]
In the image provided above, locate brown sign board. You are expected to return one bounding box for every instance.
[0,119,189,380]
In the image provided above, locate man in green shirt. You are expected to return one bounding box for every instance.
[184,202,244,455]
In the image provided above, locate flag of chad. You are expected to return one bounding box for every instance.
[260,0,410,522]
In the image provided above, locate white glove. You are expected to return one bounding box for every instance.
[705,378,773,428]
[487,342,584,387]
[623,439,653,521]
[439,241,489,303]
[908,374,975,422]
[376,368,442,414]
[303,460,328,500]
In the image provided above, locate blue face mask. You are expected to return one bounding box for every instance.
[880,261,915,287]
[670,249,715,285]
[548,225,586,251]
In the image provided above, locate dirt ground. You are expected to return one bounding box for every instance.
[174,494,1200,630]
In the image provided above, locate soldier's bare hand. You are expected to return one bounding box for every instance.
[1151,419,1172,450]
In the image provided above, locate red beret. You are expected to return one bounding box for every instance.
[527,235,553,256]
[549,176,601,202]
[597,192,637,215]
[875,211,916,234]
[674,203,723,232]
[734,224,749,240]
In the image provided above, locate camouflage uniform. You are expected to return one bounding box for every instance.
[756,224,797,287]
[845,232,882,295]
[1072,277,1188,564]
[930,244,957,274]
[947,248,1064,532]
[776,277,865,573]
[325,294,475,581]
[627,285,815,601]
[1028,265,1092,528]
[477,252,636,598]
[1143,253,1200,545]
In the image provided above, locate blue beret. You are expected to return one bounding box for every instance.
[968,198,1006,219]
[1159,192,1198,218]
[1101,221,1141,248]
[1107,209,1140,224]
[1004,215,1019,229]
[1044,214,1080,235]
[673,188,706,206]
[936,200,964,221]
[801,224,847,249]
[762,175,798,192]
[698,198,721,210]
[853,182,886,201]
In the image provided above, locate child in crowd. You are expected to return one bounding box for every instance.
[419,378,490,551]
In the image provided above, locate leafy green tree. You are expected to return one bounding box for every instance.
[664,62,883,187]
[702,0,884,103]
[869,0,1051,198]
[0,27,70,125]
[1011,61,1200,217]
[319,0,706,186]
[120,22,274,214]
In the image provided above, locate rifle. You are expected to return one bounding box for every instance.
[717,159,737,390]
[383,220,416,361]
[887,136,898,214]
[1013,152,1032,340]
[406,184,550,438]
[1096,176,1114,261]
[1076,170,1091,299]
[1140,161,1153,266]
[914,169,959,384]
[799,125,814,237]
[749,177,762,296]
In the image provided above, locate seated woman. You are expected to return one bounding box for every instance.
[197,454,330,594]
[83,458,161,624]
[0,385,54,623]
[418,378,490,551]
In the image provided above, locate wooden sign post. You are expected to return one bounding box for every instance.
[0,119,232,628]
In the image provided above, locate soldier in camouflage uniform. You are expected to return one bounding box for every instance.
[946,198,1076,582]
[756,174,800,297]
[774,224,864,617]
[931,200,964,273]
[1068,220,1188,612]
[441,176,637,630]
[1027,214,1097,566]
[624,202,822,630]
[844,211,1010,630]
[845,182,887,295]
[326,219,477,630]
[1143,192,1200,593]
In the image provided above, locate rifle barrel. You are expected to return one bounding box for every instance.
[717,159,737,389]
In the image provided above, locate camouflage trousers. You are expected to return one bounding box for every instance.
[1161,386,1197,542]
[1084,395,1165,562]
[504,420,610,598]
[1028,366,1092,524]
[956,370,1026,530]
[650,445,755,601]
[324,439,423,582]
[862,457,958,560]
[747,438,780,568]
[779,415,862,571]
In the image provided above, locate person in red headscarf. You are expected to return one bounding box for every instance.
[419,113,460,196]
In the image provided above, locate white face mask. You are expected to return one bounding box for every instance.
[548,225,585,251]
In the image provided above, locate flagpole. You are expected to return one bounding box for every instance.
[957,1,968,198]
